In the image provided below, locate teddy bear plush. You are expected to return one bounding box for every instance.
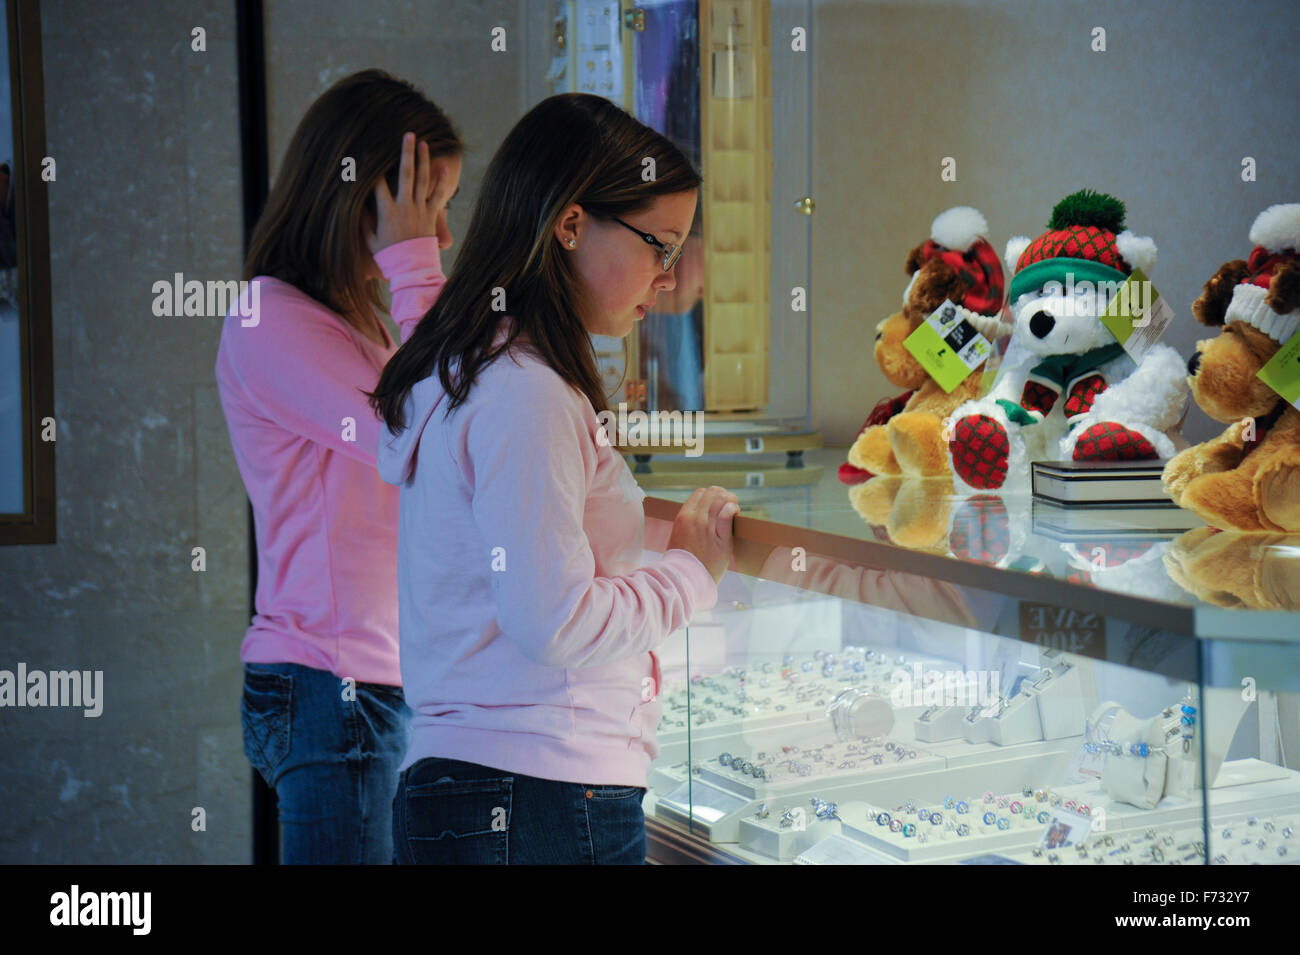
[838,391,915,484]
[847,475,955,553]
[1164,527,1300,609]
[946,190,1188,493]
[1162,204,1300,531]
[846,207,1007,480]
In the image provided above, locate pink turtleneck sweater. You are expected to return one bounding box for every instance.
[215,237,446,686]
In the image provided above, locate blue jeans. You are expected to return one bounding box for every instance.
[392,756,647,865]
[240,661,411,864]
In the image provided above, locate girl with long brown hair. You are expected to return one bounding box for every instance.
[215,69,461,863]
[372,92,737,865]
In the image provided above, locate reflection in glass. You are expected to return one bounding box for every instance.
[630,1,704,412]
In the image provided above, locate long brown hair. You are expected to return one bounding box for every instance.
[369,93,701,431]
[244,69,463,339]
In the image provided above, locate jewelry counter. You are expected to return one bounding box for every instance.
[638,448,1300,865]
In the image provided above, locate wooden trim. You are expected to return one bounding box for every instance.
[646,817,750,865]
[643,494,1201,639]
[0,0,56,545]
[617,428,822,456]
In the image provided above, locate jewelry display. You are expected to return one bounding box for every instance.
[697,736,938,793]
[827,686,895,741]
[657,649,952,740]
[957,660,1086,746]
[1007,809,1300,865]
[1082,691,1202,811]
[648,638,1295,867]
[810,797,839,821]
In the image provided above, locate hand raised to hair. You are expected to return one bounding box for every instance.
[366,131,443,255]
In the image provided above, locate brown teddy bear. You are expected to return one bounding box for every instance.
[847,475,955,553]
[847,207,1007,479]
[1163,204,1300,531]
[1164,527,1300,609]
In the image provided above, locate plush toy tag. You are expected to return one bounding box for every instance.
[1099,268,1174,361]
[903,300,992,394]
[1256,332,1300,409]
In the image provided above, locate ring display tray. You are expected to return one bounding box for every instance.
[818,761,1300,864]
[654,735,1082,845]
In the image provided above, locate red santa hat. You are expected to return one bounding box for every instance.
[1226,203,1300,344]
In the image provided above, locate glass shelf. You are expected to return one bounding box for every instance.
[642,459,1300,865]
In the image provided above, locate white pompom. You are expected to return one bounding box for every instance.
[931,207,989,251]
[1116,230,1158,274]
[1249,203,1300,254]
[1004,236,1031,273]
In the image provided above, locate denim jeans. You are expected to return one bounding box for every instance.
[392,756,647,865]
[240,661,411,864]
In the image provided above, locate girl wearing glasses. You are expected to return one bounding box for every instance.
[371,93,737,864]
[216,70,461,863]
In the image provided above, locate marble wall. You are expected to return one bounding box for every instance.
[0,0,248,863]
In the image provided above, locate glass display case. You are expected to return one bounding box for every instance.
[527,2,1300,864]
[641,469,1300,865]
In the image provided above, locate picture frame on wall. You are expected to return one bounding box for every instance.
[0,0,54,545]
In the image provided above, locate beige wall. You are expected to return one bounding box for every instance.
[263,0,547,289]
[810,0,1300,445]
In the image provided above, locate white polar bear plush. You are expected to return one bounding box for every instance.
[946,190,1189,493]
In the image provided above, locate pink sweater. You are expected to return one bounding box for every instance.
[215,237,447,687]
[377,322,718,787]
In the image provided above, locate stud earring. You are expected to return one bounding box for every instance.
[567,238,576,247]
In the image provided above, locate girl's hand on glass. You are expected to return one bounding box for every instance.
[367,131,443,254]
[667,485,739,584]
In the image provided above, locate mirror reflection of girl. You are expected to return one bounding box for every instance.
[640,225,705,410]
[371,93,738,865]
[215,70,462,864]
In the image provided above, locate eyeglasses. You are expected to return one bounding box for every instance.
[611,217,684,271]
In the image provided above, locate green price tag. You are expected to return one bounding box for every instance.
[1099,267,1173,360]
[1257,332,1300,408]
[903,300,992,394]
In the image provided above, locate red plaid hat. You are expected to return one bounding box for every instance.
[905,207,1006,337]
[1226,203,1300,344]
[1006,190,1157,302]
